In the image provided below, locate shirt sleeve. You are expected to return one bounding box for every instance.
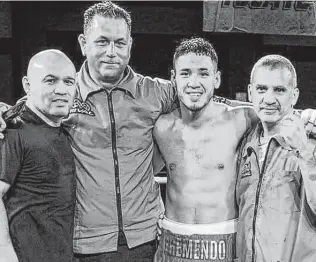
[154,78,178,114]
[0,129,24,185]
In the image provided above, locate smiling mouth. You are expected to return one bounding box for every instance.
[102,62,119,65]
[186,93,203,101]
[52,99,68,103]
[187,92,203,95]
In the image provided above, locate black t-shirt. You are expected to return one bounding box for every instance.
[0,107,76,262]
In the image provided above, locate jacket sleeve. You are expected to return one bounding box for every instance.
[154,78,178,114]
[298,141,316,215]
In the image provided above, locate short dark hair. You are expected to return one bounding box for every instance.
[250,54,297,88]
[83,1,132,35]
[173,37,218,71]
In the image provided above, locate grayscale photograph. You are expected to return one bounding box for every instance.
[0,1,316,262]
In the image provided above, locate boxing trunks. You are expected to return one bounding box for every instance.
[154,216,238,262]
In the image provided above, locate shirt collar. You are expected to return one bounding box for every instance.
[77,60,138,101]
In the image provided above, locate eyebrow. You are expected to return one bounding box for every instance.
[43,74,57,80]
[179,68,210,71]
[64,76,76,82]
[43,75,75,81]
[255,84,287,90]
[97,36,126,42]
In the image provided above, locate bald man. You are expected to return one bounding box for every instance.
[0,49,77,262]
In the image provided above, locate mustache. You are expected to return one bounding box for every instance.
[259,104,281,110]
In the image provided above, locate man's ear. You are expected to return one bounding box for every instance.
[129,36,133,48]
[22,76,30,95]
[78,34,87,57]
[214,71,221,90]
[247,84,252,102]
[292,87,299,107]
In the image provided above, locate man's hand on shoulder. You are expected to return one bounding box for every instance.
[0,102,10,139]
[0,98,27,139]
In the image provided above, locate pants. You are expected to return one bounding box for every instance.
[73,240,157,262]
[154,217,238,262]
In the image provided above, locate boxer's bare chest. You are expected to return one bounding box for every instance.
[160,112,244,180]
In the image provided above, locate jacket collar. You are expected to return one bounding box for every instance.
[77,60,138,101]
[244,122,292,156]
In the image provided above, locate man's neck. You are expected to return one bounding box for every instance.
[26,101,61,127]
[261,109,294,138]
[261,120,281,138]
[180,99,224,126]
[89,67,126,91]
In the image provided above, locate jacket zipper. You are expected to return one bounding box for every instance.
[107,92,124,242]
[251,139,273,262]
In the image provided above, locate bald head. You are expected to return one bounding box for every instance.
[27,49,75,80]
[22,49,77,125]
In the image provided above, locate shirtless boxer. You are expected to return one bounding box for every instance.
[153,38,256,262]
[153,38,316,262]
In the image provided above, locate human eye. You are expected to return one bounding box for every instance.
[95,39,108,46]
[64,79,75,86]
[180,71,189,77]
[200,71,210,77]
[256,86,266,93]
[44,77,56,85]
[275,87,286,93]
[115,41,126,48]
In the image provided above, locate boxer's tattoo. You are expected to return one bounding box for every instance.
[189,148,203,162]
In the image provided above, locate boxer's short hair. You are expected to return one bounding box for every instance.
[173,37,218,71]
[250,54,297,88]
[83,1,131,35]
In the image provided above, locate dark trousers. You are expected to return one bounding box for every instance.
[73,240,157,262]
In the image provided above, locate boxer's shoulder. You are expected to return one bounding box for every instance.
[225,106,257,134]
[211,97,257,135]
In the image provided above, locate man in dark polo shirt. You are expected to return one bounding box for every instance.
[0,49,77,262]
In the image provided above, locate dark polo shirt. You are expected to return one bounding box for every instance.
[0,107,76,262]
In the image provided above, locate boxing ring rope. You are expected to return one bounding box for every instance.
[154,176,167,185]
